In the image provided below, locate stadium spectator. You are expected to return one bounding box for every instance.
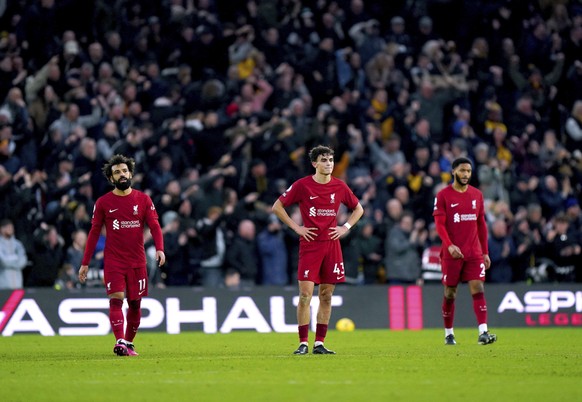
[542,213,580,282]
[196,206,227,288]
[28,223,65,287]
[349,19,385,66]
[508,95,541,139]
[563,58,582,109]
[564,100,582,150]
[386,16,412,57]
[373,197,404,243]
[338,207,361,284]
[60,229,87,289]
[367,125,406,178]
[564,197,582,232]
[272,145,364,355]
[48,101,101,140]
[511,216,541,282]
[257,214,288,285]
[507,52,565,113]
[96,120,122,161]
[335,46,366,93]
[487,218,516,283]
[353,219,383,284]
[0,219,28,289]
[420,222,442,283]
[225,218,259,287]
[509,175,540,214]
[384,211,425,284]
[147,153,176,195]
[160,210,189,286]
[538,174,567,218]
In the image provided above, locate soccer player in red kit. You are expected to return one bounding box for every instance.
[78,154,165,356]
[272,145,364,354]
[433,157,497,346]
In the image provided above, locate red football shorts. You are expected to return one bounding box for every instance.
[297,240,345,284]
[441,257,486,286]
[103,265,148,299]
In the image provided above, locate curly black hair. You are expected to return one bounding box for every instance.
[102,154,136,180]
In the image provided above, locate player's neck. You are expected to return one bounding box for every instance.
[312,173,331,184]
[452,182,468,192]
[112,187,133,196]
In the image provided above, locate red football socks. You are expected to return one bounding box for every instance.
[442,297,455,329]
[109,298,124,340]
[472,292,488,325]
[298,324,309,343]
[315,323,328,343]
[125,299,141,342]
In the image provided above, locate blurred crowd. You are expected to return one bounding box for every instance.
[1,0,582,290]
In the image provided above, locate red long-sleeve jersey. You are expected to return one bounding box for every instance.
[433,184,488,260]
[82,189,163,269]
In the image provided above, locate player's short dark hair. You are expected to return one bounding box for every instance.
[309,145,334,162]
[452,157,472,170]
[102,154,136,180]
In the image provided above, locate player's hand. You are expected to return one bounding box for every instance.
[447,245,464,259]
[296,226,318,242]
[329,225,349,240]
[156,250,166,267]
[483,254,491,270]
[78,265,89,283]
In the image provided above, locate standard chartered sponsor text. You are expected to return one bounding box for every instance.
[317,209,337,216]
[120,220,141,228]
[459,214,477,221]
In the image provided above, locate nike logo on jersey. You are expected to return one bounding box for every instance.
[138,290,146,295]
[336,275,345,280]
[109,209,119,213]
[450,203,459,207]
[309,196,319,199]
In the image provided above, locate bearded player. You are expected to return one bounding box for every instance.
[433,157,497,346]
[272,145,364,354]
[79,154,165,356]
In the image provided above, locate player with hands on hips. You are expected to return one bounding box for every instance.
[272,145,364,355]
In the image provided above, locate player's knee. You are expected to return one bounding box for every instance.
[128,299,141,310]
[109,298,123,310]
[468,280,484,294]
[298,294,312,306]
[110,291,124,300]
[444,287,457,300]
[319,292,333,305]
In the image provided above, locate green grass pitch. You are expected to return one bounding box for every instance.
[1,328,581,402]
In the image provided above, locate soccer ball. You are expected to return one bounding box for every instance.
[335,317,355,332]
